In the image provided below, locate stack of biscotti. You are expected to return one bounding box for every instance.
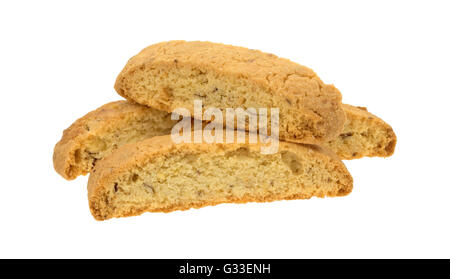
[53,41,396,220]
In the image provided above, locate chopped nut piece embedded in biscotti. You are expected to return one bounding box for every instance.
[324,104,396,159]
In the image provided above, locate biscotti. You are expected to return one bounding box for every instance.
[324,104,396,159]
[88,135,353,220]
[114,40,346,144]
[53,101,176,180]
[54,101,395,181]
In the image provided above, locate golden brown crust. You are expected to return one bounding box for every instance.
[53,100,174,180]
[88,135,353,220]
[114,40,346,144]
[97,193,320,219]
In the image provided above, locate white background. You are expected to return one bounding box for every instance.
[0,0,449,259]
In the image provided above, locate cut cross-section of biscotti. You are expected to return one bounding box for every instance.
[324,104,396,159]
[54,101,395,181]
[114,40,346,144]
[88,135,353,220]
[53,101,176,180]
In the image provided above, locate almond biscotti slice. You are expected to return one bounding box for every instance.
[324,104,396,159]
[114,40,346,144]
[54,101,395,181]
[88,135,353,220]
[53,101,176,180]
